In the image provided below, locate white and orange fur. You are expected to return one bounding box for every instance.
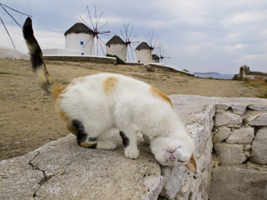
[23,17,197,173]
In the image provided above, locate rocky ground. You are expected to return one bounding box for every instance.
[0,58,263,160]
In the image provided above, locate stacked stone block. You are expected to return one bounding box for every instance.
[210,103,267,200]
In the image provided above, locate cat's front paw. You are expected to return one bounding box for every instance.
[124,149,139,159]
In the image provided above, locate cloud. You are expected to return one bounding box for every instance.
[1,0,267,74]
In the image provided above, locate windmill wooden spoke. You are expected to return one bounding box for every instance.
[0,4,22,27]
[150,31,154,45]
[83,37,93,48]
[154,35,158,49]
[0,17,15,48]
[79,16,91,28]
[98,22,108,32]
[124,23,130,38]
[90,39,94,54]
[0,3,31,17]
[87,6,95,30]
[94,5,97,26]
[120,30,126,41]
[98,36,107,55]
[98,30,110,34]
[98,38,106,56]
[130,35,138,42]
[0,1,31,49]
[129,45,135,61]
[121,45,127,52]
[96,38,99,56]
[96,12,103,28]
[128,27,134,40]
[145,35,149,45]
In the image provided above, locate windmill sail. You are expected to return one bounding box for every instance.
[0,2,31,48]
[120,23,139,62]
[80,5,110,56]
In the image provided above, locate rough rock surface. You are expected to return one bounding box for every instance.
[226,127,254,144]
[214,112,242,126]
[217,127,231,142]
[247,112,267,126]
[231,105,247,115]
[0,133,163,200]
[210,167,267,200]
[214,143,247,165]
[251,127,267,164]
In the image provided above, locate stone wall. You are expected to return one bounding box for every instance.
[44,55,117,64]
[210,103,267,200]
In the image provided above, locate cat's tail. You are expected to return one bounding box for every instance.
[23,17,63,98]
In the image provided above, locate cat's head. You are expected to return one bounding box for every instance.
[150,136,197,173]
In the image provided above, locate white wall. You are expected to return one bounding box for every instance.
[136,49,151,64]
[65,33,95,56]
[42,48,82,56]
[106,44,126,62]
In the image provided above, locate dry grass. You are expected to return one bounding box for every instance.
[244,77,267,98]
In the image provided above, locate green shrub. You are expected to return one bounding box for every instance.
[106,54,125,64]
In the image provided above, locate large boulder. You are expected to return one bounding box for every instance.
[0,132,164,200]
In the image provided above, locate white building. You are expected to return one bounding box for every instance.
[106,35,126,62]
[135,42,152,64]
[152,54,159,63]
[64,21,95,56]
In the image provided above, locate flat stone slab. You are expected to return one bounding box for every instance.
[210,166,267,200]
[226,127,254,144]
[0,132,163,200]
[214,143,247,165]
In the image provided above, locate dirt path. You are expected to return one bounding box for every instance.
[0,58,261,160]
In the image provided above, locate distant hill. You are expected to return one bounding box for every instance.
[194,72,221,75]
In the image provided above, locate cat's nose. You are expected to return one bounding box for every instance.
[169,154,176,161]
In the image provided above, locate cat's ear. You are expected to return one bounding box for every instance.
[185,154,197,173]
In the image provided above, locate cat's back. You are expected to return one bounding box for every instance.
[65,73,150,95]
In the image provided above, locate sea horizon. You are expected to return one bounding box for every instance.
[194,73,235,80]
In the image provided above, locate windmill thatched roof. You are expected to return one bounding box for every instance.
[106,35,125,46]
[152,54,159,59]
[135,42,151,50]
[64,22,93,36]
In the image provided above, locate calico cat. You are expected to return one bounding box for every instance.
[23,17,197,173]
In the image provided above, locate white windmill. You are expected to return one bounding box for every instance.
[106,34,127,62]
[79,5,110,56]
[64,21,95,55]
[135,31,159,64]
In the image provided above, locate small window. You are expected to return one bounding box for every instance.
[80,41,84,45]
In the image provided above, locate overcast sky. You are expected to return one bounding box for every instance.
[1,0,266,74]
